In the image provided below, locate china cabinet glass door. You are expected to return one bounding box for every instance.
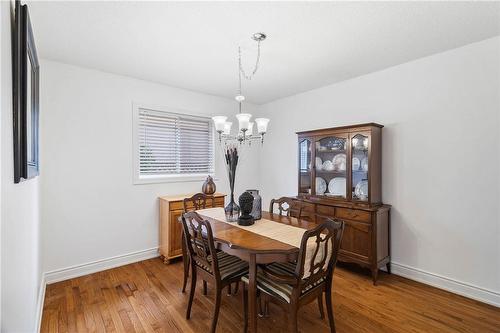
[314,135,347,198]
[298,139,312,194]
[351,133,369,201]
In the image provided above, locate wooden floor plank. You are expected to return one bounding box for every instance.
[41,258,500,333]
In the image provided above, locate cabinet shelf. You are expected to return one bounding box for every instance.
[316,149,346,154]
[315,170,346,175]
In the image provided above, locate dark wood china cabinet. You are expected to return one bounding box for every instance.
[296,123,390,284]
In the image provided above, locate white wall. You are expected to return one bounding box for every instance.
[40,60,260,277]
[1,1,43,332]
[0,2,3,328]
[257,36,500,304]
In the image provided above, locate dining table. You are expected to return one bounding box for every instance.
[196,207,318,333]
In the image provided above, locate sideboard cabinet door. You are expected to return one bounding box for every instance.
[338,220,371,262]
[169,209,184,258]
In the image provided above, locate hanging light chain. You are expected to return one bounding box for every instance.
[238,38,262,81]
[236,34,264,111]
[238,61,242,95]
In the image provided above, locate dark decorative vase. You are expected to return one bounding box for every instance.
[224,147,239,222]
[225,194,240,222]
[238,191,255,226]
[202,175,216,195]
[246,189,262,220]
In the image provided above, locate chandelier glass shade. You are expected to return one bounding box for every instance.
[212,116,227,132]
[255,118,270,134]
[235,113,251,132]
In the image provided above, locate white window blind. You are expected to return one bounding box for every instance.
[137,107,214,179]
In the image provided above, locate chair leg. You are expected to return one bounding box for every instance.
[181,237,189,293]
[317,294,325,319]
[186,267,197,319]
[289,305,299,333]
[325,290,336,333]
[211,285,222,333]
[258,293,269,317]
[371,267,379,285]
[203,280,208,295]
[264,296,269,317]
[233,281,239,295]
[243,284,248,333]
[227,283,232,296]
[257,291,264,317]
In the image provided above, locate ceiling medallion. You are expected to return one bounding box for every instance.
[212,32,270,146]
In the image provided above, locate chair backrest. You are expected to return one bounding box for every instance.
[181,211,220,278]
[295,218,344,287]
[183,193,215,212]
[269,197,303,218]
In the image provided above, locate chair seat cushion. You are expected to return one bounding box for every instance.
[241,262,325,303]
[195,251,248,281]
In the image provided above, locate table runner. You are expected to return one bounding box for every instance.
[197,207,331,279]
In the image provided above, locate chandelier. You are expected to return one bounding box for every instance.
[212,33,270,145]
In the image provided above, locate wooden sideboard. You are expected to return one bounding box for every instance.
[158,193,226,264]
[294,198,390,284]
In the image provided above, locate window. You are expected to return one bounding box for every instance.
[133,104,215,183]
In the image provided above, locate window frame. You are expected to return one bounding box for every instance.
[132,102,216,185]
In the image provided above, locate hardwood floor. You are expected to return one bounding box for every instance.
[41,258,500,333]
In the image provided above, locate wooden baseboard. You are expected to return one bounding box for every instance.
[391,262,500,308]
[44,247,159,284]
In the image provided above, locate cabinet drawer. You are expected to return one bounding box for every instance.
[169,201,184,211]
[316,204,335,216]
[336,208,371,223]
[214,197,225,207]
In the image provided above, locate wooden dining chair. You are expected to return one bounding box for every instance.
[241,218,345,333]
[182,211,249,333]
[180,193,216,293]
[269,197,304,219]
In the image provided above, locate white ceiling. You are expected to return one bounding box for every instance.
[28,1,500,104]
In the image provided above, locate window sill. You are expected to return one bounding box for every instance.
[133,174,218,185]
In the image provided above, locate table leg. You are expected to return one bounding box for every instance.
[248,254,257,333]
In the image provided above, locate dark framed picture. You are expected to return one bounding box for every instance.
[13,0,39,183]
